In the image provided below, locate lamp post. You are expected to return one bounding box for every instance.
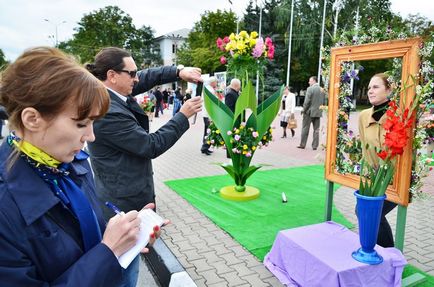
[171,33,183,88]
[44,19,66,47]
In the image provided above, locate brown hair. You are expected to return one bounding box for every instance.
[0,46,110,133]
[372,73,391,90]
[85,47,131,81]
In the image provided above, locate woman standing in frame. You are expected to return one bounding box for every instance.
[358,73,396,247]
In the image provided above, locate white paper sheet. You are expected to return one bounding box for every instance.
[118,209,165,268]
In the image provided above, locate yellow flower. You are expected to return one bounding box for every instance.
[243,144,248,150]
[236,41,246,52]
[263,136,267,140]
[268,128,272,133]
[229,33,236,40]
[239,30,248,38]
[226,41,236,51]
[220,141,224,145]
[252,146,256,151]
[250,31,258,38]
[242,150,247,155]
[235,129,240,134]
[207,141,211,144]
[216,130,220,134]
[249,38,256,47]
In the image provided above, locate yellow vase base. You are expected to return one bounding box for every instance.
[219,186,260,201]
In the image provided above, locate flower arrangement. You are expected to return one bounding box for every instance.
[359,99,416,197]
[206,122,273,156]
[202,31,282,199]
[138,96,154,113]
[206,122,225,149]
[216,30,274,80]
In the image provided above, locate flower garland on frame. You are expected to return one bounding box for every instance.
[322,27,434,200]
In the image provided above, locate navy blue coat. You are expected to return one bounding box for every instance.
[0,142,122,286]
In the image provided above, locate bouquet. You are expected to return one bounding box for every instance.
[217,30,274,80]
[138,96,154,113]
[359,100,416,197]
[201,31,282,196]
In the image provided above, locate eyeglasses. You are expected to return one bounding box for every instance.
[115,69,137,78]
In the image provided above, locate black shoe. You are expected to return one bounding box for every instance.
[313,148,317,150]
[297,146,305,149]
[281,135,287,138]
[201,150,212,155]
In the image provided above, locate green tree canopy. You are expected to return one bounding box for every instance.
[59,6,161,66]
[177,9,237,73]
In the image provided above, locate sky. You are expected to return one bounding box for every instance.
[0,0,433,61]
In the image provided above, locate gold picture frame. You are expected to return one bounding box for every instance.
[325,38,421,206]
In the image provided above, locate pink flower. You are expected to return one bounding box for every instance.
[223,36,230,43]
[220,56,227,65]
[234,135,241,141]
[265,37,273,46]
[267,45,275,59]
[227,130,232,135]
[216,37,225,51]
[245,152,252,157]
[252,131,259,138]
[252,38,264,58]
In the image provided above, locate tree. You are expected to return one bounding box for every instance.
[177,10,237,73]
[0,49,8,70]
[59,6,161,66]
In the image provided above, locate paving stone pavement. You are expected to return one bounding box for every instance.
[148,109,434,286]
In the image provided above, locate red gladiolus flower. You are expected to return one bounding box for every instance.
[377,150,388,160]
[220,56,227,65]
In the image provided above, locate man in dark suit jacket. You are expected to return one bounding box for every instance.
[224,78,241,113]
[298,76,325,150]
[85,47,202,287]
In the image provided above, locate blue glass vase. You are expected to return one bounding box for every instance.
[352,190,386,265]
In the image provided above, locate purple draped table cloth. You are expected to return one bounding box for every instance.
[264,221,407,287]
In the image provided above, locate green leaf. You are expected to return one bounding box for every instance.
[256,85,284,137]
[241,164,263,184]
[233,80,257,124]
[203,86,234,152]
[220,163,236,180]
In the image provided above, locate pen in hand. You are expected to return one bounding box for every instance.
[105,201,124,215]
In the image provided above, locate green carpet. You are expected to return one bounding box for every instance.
[403,265,434,286]
[165,164,353,260]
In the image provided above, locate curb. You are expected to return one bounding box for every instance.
[145,238,196,287]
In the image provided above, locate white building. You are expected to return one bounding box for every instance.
[154,28,190,67]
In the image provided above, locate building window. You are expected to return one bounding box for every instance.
[172,44,177,54]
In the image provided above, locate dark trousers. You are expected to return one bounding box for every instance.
[299,114,320,149]
[155,101,163,117]
[378,200,397,247]
[201,117,210,152]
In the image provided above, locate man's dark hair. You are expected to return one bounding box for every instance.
[85,47,131,81]
[310,76,317,82]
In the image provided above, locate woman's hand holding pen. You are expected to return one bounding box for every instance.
[102,209,142,258]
